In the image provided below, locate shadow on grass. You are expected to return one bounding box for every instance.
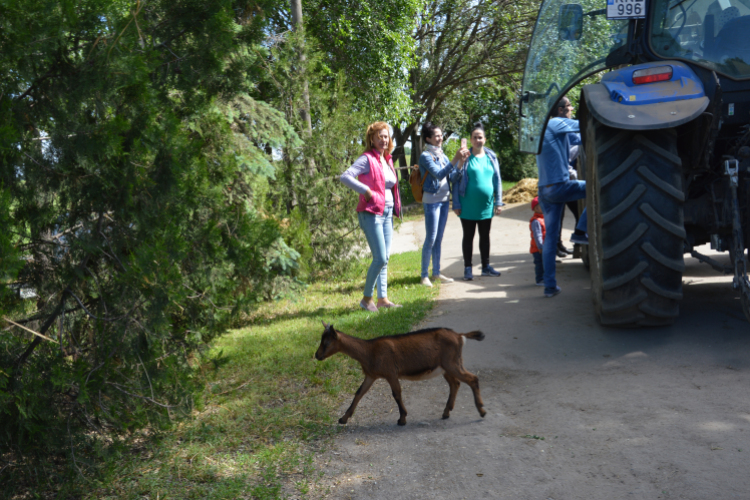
[48,250,438,500]
[236,299,431,334]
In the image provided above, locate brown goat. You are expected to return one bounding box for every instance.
[314,321,486,426]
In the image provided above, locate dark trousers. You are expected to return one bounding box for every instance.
[461,218,492,268]
[533,252,544,284]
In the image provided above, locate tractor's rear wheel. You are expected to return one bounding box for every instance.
[584,115,685,327]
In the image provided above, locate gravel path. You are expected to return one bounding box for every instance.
[312,203,750,500]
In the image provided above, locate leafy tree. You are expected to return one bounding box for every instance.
[460,81,538,181]
[391,0,537,170]
[0,0,299,489]
[264,0,421,120]
[261,30,372,274]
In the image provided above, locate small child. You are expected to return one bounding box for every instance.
[529,196,545,286]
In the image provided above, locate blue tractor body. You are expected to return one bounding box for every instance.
[601,62,705,106]
[519,0,750,326]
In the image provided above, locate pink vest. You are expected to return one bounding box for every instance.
[355,149,402,217]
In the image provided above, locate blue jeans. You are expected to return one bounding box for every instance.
[533,252,544,284]
[538,181,588,292]
[358,206,393,298]
[421,200,450,278]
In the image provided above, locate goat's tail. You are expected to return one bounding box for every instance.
[461,330,485,341]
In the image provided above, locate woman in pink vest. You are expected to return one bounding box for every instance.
[340,122,403,312]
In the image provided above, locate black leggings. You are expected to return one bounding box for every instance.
[461,218,492,268]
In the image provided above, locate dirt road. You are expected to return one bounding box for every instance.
[315,203,750,500]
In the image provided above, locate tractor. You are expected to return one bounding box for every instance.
[519,0,750,326]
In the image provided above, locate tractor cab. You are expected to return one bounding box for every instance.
[519,0,750,326]
[519,0,750,154]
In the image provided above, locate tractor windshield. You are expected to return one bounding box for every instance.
[519,0,629,153]
[650,0,750,79]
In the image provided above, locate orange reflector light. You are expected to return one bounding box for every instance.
[632,66,673,85]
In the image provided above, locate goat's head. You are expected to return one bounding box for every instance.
[315,321,339,361]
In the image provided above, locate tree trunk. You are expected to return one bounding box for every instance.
[394,122,420,181]
[409,126,422,167]
[392,128,409,181]
[291,0,313,139]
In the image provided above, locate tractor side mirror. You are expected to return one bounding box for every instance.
[558,4,583,41]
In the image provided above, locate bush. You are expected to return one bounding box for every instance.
[0,1,300,491]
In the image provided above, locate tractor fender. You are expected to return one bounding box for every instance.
[583,61,709,131]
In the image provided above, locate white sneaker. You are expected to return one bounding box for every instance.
[432,274,454,283]
[420,277,433,287]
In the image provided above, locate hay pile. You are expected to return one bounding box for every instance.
[502,178,538,204]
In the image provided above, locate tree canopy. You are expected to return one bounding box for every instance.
[1,0,539,493]
[390,0,537,175]
[1,0,300,484]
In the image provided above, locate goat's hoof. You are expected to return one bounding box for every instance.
[479,408,487,418]
[338,417,348,425]
[442,414,450,420]
[397,420,406,426]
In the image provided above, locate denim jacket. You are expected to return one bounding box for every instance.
[418,150,456,194]
[451,147,505,211]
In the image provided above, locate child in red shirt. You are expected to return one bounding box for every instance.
[529,196,545,286]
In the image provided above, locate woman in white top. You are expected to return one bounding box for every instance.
[417,122,468,286]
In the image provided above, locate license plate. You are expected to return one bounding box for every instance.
[607,0,645,19]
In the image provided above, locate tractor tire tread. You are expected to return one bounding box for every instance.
[602,184,647,225]
[637,165,685,201]
[603,223,648,260]
[639,203,687,239]
[601,150,643,188]
[634,134,682,166]
[585,113,685,328]
[640,276,683,300]
[603,261,649,291]
[641,242,686,272]
[601,290,649,313]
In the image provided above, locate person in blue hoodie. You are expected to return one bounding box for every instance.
[418,122,469,287]
[536,96,588,298]
[451,122,505,281]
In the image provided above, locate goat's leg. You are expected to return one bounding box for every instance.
[442,373,460,419]
[385,376,408,426]
[449,369,486,418]
[339,376,376,424]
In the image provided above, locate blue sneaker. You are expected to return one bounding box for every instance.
[463,266,474,281]
[570,233,589,245]
[481,265,501,277]
[544,286,562,298]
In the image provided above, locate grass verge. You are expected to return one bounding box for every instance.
[400,203,425,223]
[502,180,518,192]
[85,250,438,499]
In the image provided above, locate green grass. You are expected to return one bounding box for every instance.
[400,204,425,223]
[85,250,438,499]
[502,180,517,192]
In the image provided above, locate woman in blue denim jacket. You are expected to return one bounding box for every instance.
[418,122,469,287]
[451,122,505,281]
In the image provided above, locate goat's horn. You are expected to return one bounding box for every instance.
[321,320,330,328]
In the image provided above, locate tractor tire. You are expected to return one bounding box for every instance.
[583,115,685,327]
[576,152,589,271]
